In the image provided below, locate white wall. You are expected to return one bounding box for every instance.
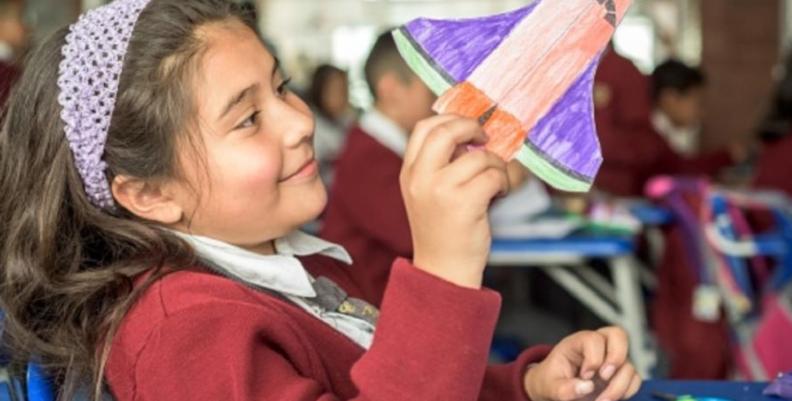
[257,0,528,106]
[256,0,707,104]
[783,0,792,52]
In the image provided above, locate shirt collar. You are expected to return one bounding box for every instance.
[173,231,352,298]
[651,109,699,156]
[0,42,13,62]
[359,109,408,158]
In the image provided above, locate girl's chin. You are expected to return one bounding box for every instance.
[294,183,328,227]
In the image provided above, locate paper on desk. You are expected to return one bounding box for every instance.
[490,178,551,226]
[491,217,581,239]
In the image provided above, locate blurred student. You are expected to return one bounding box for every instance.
[308,64,356,186]
[594,47,742,196]
[320,33,436,305]
[650,59,706,157]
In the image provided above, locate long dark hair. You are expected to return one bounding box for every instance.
[0,1,255,400]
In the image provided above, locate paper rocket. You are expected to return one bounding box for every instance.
[393,0,632,192]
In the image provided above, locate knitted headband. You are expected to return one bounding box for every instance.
[57,0,152,209]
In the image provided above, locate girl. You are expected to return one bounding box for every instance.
[0,1,641,400]
[307,64,356,188]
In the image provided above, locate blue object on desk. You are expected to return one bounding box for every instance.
[631,381,774,401]
[491,236,634,257]
[630,203,674,226]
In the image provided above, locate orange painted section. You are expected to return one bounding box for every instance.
[435,81,493,118]
[432,0,631,160]
[436,82,524,159]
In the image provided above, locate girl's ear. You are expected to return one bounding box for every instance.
[111,175,184,225]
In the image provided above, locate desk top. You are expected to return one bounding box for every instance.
[491,235,634,257]
[628,203,674,226]
[631,381,775,401]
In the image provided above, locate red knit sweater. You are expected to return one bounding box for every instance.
[106,255,550,401]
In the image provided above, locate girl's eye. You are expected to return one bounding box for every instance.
[277,77,292,98]
[235,111,260,130]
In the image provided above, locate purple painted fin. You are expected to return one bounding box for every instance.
[515,54,603,192]
[392,2,539,95]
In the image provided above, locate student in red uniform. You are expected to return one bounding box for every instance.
[594,47,740,196]
[650,59,706,158]
[321,32,435,305]
[0,2,641,401]
[0,0,26,104]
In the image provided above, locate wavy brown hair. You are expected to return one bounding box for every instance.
[0,1,256,400]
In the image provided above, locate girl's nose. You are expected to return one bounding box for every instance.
[279,99,314,148]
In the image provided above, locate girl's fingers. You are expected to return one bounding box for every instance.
[403,114,463,167]
[439,149,506,188]
[460,165,510,203]
[548,378,596,401]
[597,326,630,380]
[572,331,607,381]
[411,118,488,177]
[595,363,637,401]
[625,372,642,399]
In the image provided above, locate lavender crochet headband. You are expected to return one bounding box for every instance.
[57,0,152,209]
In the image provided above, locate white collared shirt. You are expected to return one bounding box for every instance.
[359,109,408,157]
[652,109,700,157]
[0,42,13,63]
[174,231,375,349]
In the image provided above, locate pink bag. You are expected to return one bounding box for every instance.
[737,287,792,379]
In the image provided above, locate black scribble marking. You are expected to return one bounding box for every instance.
[595,0,617,27]
[478,105,497,126]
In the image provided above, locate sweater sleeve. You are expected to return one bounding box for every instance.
[480,346,552,401]
[127,259,546,401]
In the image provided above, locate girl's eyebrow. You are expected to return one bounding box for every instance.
[218,83,260,121]
[217,59,281,121]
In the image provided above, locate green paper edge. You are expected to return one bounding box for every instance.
[392,29,452,96]
[515,144,592,193]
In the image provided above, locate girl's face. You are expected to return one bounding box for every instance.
[170,21,324,253]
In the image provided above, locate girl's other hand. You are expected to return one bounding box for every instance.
[523,327,642,401]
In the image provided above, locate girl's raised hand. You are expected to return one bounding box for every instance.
[401,115,509,289]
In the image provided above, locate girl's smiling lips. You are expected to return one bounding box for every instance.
[281,158,318,182]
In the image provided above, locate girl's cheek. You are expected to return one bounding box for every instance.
[237,147,282,188]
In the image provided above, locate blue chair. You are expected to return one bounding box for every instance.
[26,362,54,401]
[707,192,792,319]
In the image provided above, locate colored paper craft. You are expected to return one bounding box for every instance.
[393,0,632,192]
